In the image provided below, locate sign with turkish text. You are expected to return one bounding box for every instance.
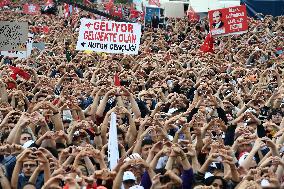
[208,5,248,36]
[0,33,34,58]
[76,19,142,55]
[23,3,40,15]
[0,22,28,51]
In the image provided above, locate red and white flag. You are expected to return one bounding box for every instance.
[129,3,140,19]
[23,3,40,15]
[187,6,199,21]
[105,0,114,13]
[114,73,121,86]
[112,5,123,18]
[0,0,11,7]
[44,0,54,10]
[64,3,70,18]
[149,0,160,7]
[200,33,214,53]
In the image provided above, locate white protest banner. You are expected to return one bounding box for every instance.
[0,33,34,59]
[107,112,120,170]
[0,22,28,51]
[76,19,141,55]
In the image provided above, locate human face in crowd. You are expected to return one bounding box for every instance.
[20,133,32,145]
[271,113,282,124]
[141,144,152,159]
[123,180,135,189]
[213,11,221,24]
[22,160,37,177]
[212,179,223,189]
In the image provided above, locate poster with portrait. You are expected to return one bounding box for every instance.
[208,5,248,36]
[145,7,160,25]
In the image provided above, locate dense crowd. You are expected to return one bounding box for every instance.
[0,2,284,189]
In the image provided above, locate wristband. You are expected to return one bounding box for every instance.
[95,132,101,136]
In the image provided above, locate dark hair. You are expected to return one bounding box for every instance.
[141,138,153,147]
[204,176,226,189]
[117,128,125,139]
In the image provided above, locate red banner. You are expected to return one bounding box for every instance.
[23,3,40,15]
[0,0,11,7]
[208,5,248,36]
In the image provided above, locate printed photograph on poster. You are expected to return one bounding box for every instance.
[0,22,28,51]
[76,19,142,55]
[208,5,248,36]
[145,7,160,25]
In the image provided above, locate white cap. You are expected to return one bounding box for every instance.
[22,140,34,149]
[238,152,250,166]
[204,172,214,179]
[123,171,136,181]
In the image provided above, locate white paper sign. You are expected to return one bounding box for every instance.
[76,19,142,55]
[0,33,34,58]
[108,112,120,170]
[0,22,28,51]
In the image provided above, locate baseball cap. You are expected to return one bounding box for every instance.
[238,152,255,166]
[123,171,136,182]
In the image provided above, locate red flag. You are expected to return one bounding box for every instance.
[42,26,49,34]
[149,0,160,7]
[0,0,11,7]
[9,66,31,80]
[23,3,40,15]
[129,4,140,19]
[83,0,91,4]
[64,3,70,18]
[112,5,123,18]
[114,73,120,86]
[200,33,214,53]
[105,0,114,13]
[44,0,53,10]
[187,6,199,21]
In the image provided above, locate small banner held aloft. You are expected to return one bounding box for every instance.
[23,3,40,15]
[208,5,248,37]
[76,18,142,55]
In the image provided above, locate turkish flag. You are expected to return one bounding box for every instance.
[112,5,123,18]
[187,6,199,21]
[114,73,121,86]
[9,66,31,80]
[149,0,160,7]
[130,4,140,19]
[105,0,114,12]
[64,3,70,18]
[44,0,53,10]
[23,3,40,15]
[0,0,11,7]
[200,33,214,53]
